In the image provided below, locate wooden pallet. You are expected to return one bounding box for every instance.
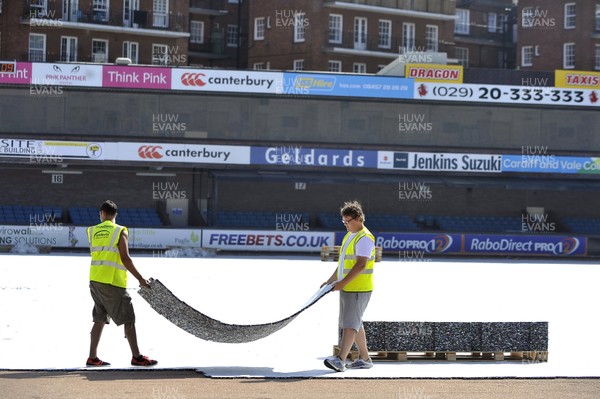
[333,345,548,362]
[321,246,383,262]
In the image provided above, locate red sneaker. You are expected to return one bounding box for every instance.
[131,355,158,366]
[86,357,110,366]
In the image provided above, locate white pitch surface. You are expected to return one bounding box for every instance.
[1,253,599,378]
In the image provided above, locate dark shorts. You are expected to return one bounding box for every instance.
[339,291,372,332]
[89,281,135,326]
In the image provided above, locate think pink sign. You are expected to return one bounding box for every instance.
[103,66,171,89]
[0,62,32,85]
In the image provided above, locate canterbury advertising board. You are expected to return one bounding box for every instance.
[555,70,600,89]
[202,230,334,252]
[171,68,283,94]
[31,63,103,87]
[405,64,463,83]
[414,82,600,107]
[124,142,250,164]
[378,151,502,173]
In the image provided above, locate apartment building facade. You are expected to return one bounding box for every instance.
[454,0,517,69]
[0,0,190,65]
[517,0,600,71]
[247,0,456,73]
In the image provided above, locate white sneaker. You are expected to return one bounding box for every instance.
[324,356,346,372]
[347,357,373,369]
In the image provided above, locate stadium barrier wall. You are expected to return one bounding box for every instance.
[0,226,591,257]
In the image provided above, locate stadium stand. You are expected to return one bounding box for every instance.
[562,218,600,235]
[216,211,310,229]
[317,212,419,231]
[68,206,164,227]
[0,205,62,225]
[433,215,523,233]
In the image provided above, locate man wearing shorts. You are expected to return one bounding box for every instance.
[322,200,376,372]
[86,200,157,367]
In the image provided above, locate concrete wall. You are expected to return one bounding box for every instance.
[1,87,598,153]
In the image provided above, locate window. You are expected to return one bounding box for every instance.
[152,44,168,65]
[29,34,46,62]
[227,25,238,47]
[455,9,469,34]
[522,7,534,27]
[378,20,391,49]
[294,13,306,42]
[93,0,108,22]
[353,63,366,74]
[329,14,342,44]
[190,21,204,44]
[123,0,139,27]
[62,0,79,22]
[521,46,533,67]
[563,43,575,69]
[354,17,367,50]
[153,0,168,28]
[254,17,265,40]
[426,25,438,52]
[253,63,265,70]
[328,60,341,73]
[564,3,576,29]
[60,36,77,62]
[499,14,508,33]
[92,39,108,63]
[293,59,304,71]
[30,0,48,18]
[596,5,600,31]
[455,47,468,68]
[122,41,139,64]
[402,23,415,52]
[488,12,497,33]
[595,45,600,70]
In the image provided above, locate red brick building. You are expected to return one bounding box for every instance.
[454,0,517,69]
[247,0,456,73]
[0,0,190,65]
[517,0,600,71]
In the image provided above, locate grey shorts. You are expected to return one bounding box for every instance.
[89,281,135,326]
[339,291,372,332]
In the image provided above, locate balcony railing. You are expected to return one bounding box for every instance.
[325,30,453,56]
[22,1,185,32]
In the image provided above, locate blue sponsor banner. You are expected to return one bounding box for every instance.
[338,232,462,254]
[503,155,600,175]
[281,72,414,99]
[250,146,378,169]
[464,234,586,256]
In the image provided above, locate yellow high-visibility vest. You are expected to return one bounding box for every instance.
[338,226,375,292]
[87,220,128,288]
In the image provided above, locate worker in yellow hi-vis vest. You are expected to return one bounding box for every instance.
[86,200,157,367]
[322,200,376,372]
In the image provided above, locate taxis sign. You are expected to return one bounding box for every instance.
[555,70,600,89]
